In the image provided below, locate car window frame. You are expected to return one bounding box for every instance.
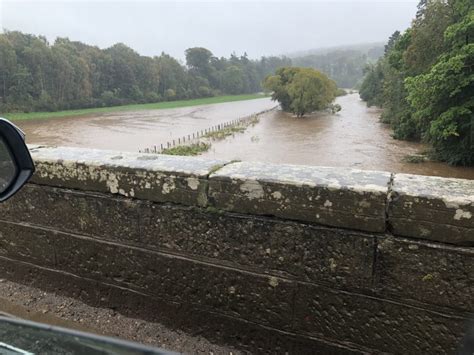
[0,118,35,202]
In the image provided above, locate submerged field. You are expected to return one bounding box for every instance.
[15,97,277,152]
[5,94,267,121]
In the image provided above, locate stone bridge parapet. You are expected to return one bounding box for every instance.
[0,146,473,354]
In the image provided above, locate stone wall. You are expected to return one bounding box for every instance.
[0,146,473,354]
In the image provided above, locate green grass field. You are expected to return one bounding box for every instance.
[4,94,268,121]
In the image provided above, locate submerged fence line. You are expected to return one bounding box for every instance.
[139,106,277,154]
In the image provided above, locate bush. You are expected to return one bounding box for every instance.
[36,91,56,111]
[198,85,212,97]
[161,142,211,156]
[144,91,161,103]
[335,88,347,96]
[164,89,176,100]
[329,103,342,114]
[100,90,119,107]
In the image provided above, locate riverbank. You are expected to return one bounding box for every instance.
[4,93,267,121]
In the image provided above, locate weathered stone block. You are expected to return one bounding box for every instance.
[388,173,474,245]
[29,146,228,207]
[1,184,375,289]
[0,222,295,330]
[0,256,368,354]
[140,206,376,289]
[0,184,142,245]
[0,221,55,266]
[375,235,474,312]
[293,283,468,354]
[209,162,391,232]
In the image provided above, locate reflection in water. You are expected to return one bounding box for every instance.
[16,94,474,179]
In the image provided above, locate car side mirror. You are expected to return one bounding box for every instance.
[0,118,35,202]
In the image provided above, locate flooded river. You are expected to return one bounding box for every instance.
[18,98,276,151]
[201,94,474,179]
[16,94,474,179]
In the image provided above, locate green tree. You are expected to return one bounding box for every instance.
[404,0,455,75]
[221,65,244,94]
[263,67,337,117]
[185,47,213,73]
[0,36,17,108]
[359,0,473,165]
[359,62,385,106]
[405,1,474,165]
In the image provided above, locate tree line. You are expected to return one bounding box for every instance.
[0,31,291,113]
[359,0,473,166]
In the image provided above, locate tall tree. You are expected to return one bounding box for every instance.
[359,0,473,165]
[263,67,337,117]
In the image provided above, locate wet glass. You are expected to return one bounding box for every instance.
[0,317,168,354]
[0,137,17,194]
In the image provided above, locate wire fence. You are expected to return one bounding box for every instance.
[139,106,277,154]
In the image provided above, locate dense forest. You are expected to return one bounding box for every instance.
[0,31,291,113]
[360,0,473,166]
[292,44,384,88]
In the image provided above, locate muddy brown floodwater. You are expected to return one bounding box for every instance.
[200,93,474,179]
[17,98,277,152]
[16,94,474,179]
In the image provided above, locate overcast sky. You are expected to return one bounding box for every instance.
[0,0,419,59]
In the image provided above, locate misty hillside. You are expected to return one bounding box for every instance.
[286,42,385,58]
[290,43,385,88]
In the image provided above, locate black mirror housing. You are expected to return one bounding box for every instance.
[0,118,35,202]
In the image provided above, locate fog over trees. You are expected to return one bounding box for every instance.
[0,1,417,60]
[292,44,384,88]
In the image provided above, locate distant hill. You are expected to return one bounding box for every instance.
[289,43,385,88]
[286,42,385,58]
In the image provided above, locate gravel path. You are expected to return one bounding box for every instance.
[0,279,242,354]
